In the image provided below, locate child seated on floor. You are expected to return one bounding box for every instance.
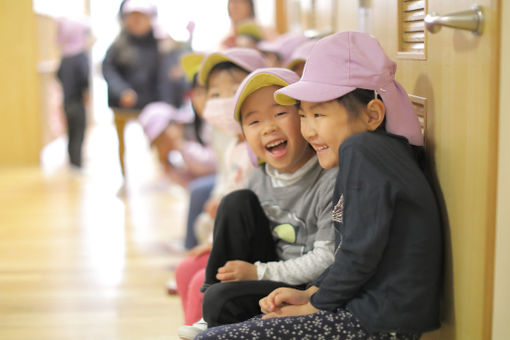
[175,48,267,335]
[180,67,338,339]
[196,31,443,340]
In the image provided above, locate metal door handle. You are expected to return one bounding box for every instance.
[424,5,484,35]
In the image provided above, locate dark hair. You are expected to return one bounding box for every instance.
[205,61,248,89]
[337,88,386,130]
[190,73,205,145]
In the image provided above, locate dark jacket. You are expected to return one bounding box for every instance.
[102,30,160,110]
[57,51,89,104]
[310,131,443,333]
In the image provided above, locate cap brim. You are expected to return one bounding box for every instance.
[180,53,205,83]
[285,58,304,70]
[234,73,290,121]
[274,80,355,105]
[198,54,231,86]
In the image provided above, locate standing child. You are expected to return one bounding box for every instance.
[56,16,91,169]
[196,31,442,340]
[102,0,160,177]
[189,67,338,338]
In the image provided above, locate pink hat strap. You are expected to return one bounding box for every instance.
[379,80,424,146]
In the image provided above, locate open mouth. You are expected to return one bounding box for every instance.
[314,144,328,153]
[265,139,288,157]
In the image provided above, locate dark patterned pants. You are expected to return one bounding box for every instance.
[195,309,421,340]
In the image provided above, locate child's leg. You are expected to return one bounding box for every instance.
[175,252,210,324]
[113,110,138,176]
[202,190,279,288]
[64,101,86,167]
[196,309,422,340]
[185,268,206,325]
[202,280,296,328]
[185,175,216,249]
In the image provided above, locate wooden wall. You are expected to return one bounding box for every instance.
[0,0,42,166]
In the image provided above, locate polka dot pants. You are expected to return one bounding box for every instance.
[195,309,421,340]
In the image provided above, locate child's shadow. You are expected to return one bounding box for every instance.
[414,74,454,340]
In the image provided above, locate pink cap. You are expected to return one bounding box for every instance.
[138,102,191,142]
[56,17,90,57]
[258,33,308,66]
[198,47,267,86]
[275,31,423,146]
[285,39,318,70]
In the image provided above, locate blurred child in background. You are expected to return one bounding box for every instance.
[102,0,160,178]
[56,16,91,169]
[257,32,308,68]
[285,38,318,77]
[138,101,215,187]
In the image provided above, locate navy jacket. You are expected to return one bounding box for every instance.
[102,30,160,110]
[310,131,443,333]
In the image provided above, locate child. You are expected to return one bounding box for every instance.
[102,0,160,177]
[138,101,216,187]
[179,52,218,250]
[188,67,338,338]
[257,32,308,67]
[176,48,267,338]
[285,38,317,77]
[196,31,442,340]
[55,16,91,169]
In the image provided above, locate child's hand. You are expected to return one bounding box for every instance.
[204,197,220,219]
[259,287,310,314]
[216,260,257,282]
[261,302,319,319]
[119,89,137,108]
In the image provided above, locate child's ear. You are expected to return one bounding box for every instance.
[364,99,386,131]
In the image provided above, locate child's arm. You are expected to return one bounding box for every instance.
[102,45,133,106]
[254,171,337,285]
[310,142,394,311]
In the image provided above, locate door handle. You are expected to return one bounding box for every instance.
[424,5,484,35]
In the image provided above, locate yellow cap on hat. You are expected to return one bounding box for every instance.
[234,68,300,121]
[180,53,205,83]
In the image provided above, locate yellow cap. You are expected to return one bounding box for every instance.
[236,21,263,41]
[180,53,205,83]
[234,68,300,121]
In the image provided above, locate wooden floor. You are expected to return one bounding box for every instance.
[0,121,187,339]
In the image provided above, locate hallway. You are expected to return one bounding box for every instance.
[0,121,187,339]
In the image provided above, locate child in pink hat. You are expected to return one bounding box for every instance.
[285,39,318,76]
[258,32,309,68]
[195,67,337,335]
[56,16,91,169]
[196,31,442,340]
[176,47,267,340]
[138,101,216,187]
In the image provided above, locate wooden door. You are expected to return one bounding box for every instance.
[332,1,500,339]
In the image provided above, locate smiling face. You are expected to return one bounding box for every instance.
[298,100,369,169]
[241,85,314,173]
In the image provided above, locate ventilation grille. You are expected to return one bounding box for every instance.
[398,0,426,59]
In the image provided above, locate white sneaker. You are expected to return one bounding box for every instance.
[177,318,208,339]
